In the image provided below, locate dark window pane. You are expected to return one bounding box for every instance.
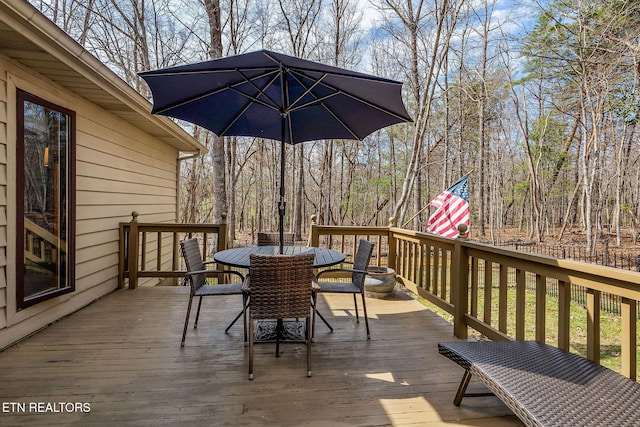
[18,91,75,308]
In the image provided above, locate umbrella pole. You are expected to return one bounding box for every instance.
[278,114,286,254]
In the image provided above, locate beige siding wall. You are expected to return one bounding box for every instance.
[0,64,7,332]
[0,55,180,349]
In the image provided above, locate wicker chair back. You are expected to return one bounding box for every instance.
[178,237,247,347]
[248,253,314,320]
[180,237,206,292]
[351,240,375,291]
[257,232,294,246]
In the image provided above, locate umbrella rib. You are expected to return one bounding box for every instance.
[219,69,284,136]
[236,68,282,110]
[228,86,278,111]
[317,103,360,140]
[288,69,411,122]
[286,71,360,140]
[289,92,340,111]
[152,69,280,115]
[286,74,329,111]
[260,50,399,84]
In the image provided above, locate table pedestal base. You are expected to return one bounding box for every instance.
[254,319,306,343]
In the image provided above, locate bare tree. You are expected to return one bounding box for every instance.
[373,0,464,228]
[275,0,322,240]
[315,0,363,225]
[200,0,228,227]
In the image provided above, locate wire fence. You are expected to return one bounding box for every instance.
[496,241,640,272]
[492,240,640,316]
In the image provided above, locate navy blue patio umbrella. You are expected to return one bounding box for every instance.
[139,49,411,253]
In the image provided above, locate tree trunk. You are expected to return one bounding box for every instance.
[203,0,227,225]
[476,0,489,238]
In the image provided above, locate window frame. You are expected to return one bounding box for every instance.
[16,89,76,310]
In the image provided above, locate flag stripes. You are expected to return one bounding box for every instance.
[426,175,470,239]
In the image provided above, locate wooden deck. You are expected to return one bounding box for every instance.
[0,286,520,426]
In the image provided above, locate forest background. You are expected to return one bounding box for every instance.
[30,0,640,255]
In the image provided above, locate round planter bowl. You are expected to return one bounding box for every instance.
[364,267,396,298]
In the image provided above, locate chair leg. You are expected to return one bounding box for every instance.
[306,315,312,377]
[248,317,254,380]
[181,296,193,347]
[243,294,249,345]
[275,319,281,357]
[454,371,473,406]
[361,292,370,340]
[194,296,204,329]
[311,293,333,338]
[312,292,317,340]
[353,293,360,323]
[225,295,250,338]
[315,309,333,331]
[224,306,244,333]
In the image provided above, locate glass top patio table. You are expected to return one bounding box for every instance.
[213,245,346,269]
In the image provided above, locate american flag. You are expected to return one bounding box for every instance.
[426,175,470,239]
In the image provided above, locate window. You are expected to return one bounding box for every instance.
[16,90,75,309]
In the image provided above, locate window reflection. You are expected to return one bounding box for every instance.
[18,91,74,307]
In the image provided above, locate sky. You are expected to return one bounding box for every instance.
[358,0,382,30]
[356,0,538,33]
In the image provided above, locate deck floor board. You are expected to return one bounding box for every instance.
[0,286,520,426]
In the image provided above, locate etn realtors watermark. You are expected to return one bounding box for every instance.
[2,402,91,413]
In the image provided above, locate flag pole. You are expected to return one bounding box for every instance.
[401,170,473,229]
[401,204,432,229]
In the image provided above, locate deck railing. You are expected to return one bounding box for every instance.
[117,213,640,379]
[118,212,228,289]
[309,219,640,380]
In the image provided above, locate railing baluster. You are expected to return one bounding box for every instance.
[499,265,508,334]
[515,268,526,340]
[425,244,432,293]
[413,242,420,284]
[418,244,425,290]
[470,257,479,317]
[535,274,546,343]
[586,289,600,363]
[558,280,571,351]
[432,246,440,297]
[483,260,492,326]
[407,242,414,283]
[156,232,162,272]
[172,233,180,281]
[621,297,637,380]
[452,236,469,339]
[441,248,448,301]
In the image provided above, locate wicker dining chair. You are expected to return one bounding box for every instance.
[180,238,247,347]
[313,239,375,340]
[244,253,315,380]
[257,232,294,246]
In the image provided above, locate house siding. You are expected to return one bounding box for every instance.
[0,66,7,331]
[0,55,180,349]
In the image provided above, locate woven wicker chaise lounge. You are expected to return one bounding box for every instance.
[438,340,640,427]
